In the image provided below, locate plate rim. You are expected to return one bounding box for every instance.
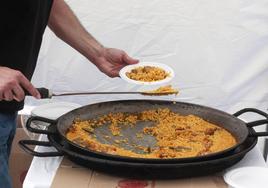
[119,62,175,85]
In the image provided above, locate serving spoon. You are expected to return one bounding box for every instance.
[27,87,178,99]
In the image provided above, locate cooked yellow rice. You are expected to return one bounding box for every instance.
[126,66,169,82]
[66,108,236,159]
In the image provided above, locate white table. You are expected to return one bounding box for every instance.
[23,134,267,188]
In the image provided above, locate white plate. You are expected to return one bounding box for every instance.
[119,62,174,85]
[31,102,81,120]
[223,166,268,188]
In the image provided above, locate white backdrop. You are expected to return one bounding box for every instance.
[26,0,268,152]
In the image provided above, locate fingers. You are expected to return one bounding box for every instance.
[1,86,25,102]
[108,72,118,78]
[109,64,126,77]
[96,48,138,78]
[18,74,41,99]
[12,84,25,102]
[0,91,2,101]
[3,90,13,101]
[107,54,138,77]
[122,53,139,65]
[106,68,120,78]
[0,67,40,102]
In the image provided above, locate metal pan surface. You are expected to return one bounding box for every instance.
[25,100,268,163]
[51,135,257,179]
[19,126,257,179]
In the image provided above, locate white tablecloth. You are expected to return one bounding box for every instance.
[23,135,267,188]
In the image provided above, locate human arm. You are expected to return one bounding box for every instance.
[48,0,138,77]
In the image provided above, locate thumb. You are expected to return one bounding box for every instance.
[122,53,139,65]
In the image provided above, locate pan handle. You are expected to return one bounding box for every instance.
[19,140,63,157]
[26,116,57,135]
[233,108,268,137]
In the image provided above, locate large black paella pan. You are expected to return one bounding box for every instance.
[19,100,268,179]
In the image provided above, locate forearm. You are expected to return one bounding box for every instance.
[48,0,138,77]
[48,0,103,63]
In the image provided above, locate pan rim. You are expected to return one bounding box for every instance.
[48,130,257,166]
[56,99,250,163]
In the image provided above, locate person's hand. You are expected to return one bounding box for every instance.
[0,67,40,101]
[94,48,139,77]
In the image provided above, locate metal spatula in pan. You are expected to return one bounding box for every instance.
[28,87,178,99]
